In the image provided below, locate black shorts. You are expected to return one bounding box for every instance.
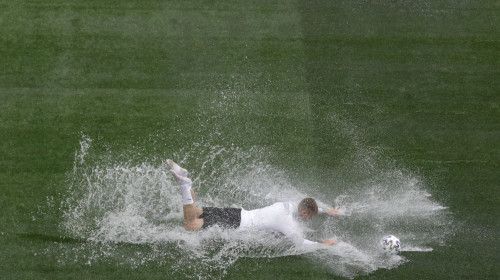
[200,207,242,229]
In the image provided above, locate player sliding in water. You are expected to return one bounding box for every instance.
[168,159,342,245]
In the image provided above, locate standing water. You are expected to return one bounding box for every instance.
[49,131,454,279]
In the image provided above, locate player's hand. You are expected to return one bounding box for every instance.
[321,239,338,245]
[324,209,343,216]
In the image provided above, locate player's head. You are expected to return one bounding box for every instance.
[298,198,318,221]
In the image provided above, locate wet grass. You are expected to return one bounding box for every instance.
[0,0,498,279]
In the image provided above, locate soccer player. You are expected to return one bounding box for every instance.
[168,159,341,245]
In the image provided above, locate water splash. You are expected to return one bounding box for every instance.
[53,133,453,278]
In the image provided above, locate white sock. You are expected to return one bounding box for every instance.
[180,184,194,205]
[171,171,194,205]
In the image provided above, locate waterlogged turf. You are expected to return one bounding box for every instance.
[1,1,498,279]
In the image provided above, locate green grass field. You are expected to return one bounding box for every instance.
[1,0,498,279]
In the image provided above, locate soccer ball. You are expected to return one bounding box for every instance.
[382,235,401,253]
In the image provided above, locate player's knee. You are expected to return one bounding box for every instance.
[184,220,202,231]
[184,224,196,231]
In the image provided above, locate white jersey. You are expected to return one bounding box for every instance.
[239,202,318,245]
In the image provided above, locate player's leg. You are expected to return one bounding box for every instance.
[182,203,203,231]
[168,160,204,231]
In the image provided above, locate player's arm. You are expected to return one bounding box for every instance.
[321,239,338,245]
[318,208,344,216]
[302,238,337,245]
